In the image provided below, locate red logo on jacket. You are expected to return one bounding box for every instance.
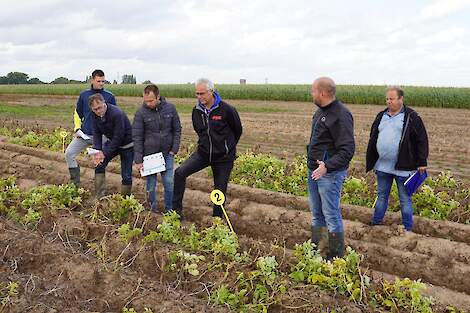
[211,115,222,121]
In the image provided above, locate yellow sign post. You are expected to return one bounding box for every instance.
[210,189,235,234]
[59,131,68,153]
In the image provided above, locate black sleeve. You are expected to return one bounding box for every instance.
[171,106,182,153]
[132,109,144,163]
[413,114,429,167]
[324,110,355,172]
[227,105,243,143]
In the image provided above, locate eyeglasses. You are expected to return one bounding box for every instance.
[195,91,207,96]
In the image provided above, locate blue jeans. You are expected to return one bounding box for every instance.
[372,170,413,231]
[95,147,133,185]
[146,154,174,212]
[307,169,347,233]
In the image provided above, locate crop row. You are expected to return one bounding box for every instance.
[0,126,469,225]
[1,83,470,108]
[0,177,456,313]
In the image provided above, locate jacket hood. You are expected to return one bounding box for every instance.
[197,91,221,115]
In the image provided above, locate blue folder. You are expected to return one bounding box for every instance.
[404,171,428,196]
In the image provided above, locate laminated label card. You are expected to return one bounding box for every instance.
[140,152,166,177]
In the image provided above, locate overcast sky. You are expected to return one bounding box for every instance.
[1,0,470,86]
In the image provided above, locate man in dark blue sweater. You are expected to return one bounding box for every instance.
[89,93,133,198]
[64,69,116,187]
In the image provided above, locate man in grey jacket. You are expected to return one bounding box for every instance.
[132,84,182,212]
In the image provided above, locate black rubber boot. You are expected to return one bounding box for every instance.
[326,232,345,260]
[68,167,80,187]
[175,208,184,221]
[311,225,323,248]
[94,173,106,199]
[312,226,329,256]
[213,205,224,218]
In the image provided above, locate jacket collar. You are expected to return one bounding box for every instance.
[316,98,338,110]
[143,96,166,111]
[197,91,221,115]
[90,85,104,92]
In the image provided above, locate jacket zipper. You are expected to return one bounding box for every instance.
[206,114,212,163]
[157,108,162,150]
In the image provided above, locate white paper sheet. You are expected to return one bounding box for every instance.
[140,152,166,177]
[86,147,101,155]
[76,129,91,140]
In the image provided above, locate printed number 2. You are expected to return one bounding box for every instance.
[210,189,225,205]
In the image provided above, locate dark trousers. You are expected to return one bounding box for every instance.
[173,152,233,217]
[95,147,133,186]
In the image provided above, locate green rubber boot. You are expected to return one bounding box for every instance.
[68,166,80,187]
[94,173,106,199]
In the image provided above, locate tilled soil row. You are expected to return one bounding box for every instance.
[0,203,366,312]
[1,143,470,309]
[2,141,470,245]
[0,217,229,313]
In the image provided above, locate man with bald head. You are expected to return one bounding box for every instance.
[307,77,355,260]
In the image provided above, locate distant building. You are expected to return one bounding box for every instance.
[240,79,246,85]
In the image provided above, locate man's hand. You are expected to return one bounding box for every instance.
[169,151,175,156]
[311,160,327,180]
[134,163,144,171]
[93,151,105,167]
[417,166,427,174]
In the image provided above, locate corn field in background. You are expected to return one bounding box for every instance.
[1,84,470,108]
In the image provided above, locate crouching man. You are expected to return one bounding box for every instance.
[89,93,134,197]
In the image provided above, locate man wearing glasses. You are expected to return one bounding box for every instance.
[89,93,133,198]
[173,78,243,219]
[65,69,117,187]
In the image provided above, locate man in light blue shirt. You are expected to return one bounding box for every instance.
[365,86,429,231]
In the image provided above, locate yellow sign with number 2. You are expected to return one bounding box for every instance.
[210,189,235,234]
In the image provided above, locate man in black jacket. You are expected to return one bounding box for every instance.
[307,77,355,260]
[366,86,428,231]
[173,78,242,219]
[89,93,134,198]
[132,84,182,212]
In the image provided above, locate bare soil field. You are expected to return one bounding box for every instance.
[0,94,469,180]
[1,140,470,311]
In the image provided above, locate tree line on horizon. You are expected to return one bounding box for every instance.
[0,72,146,85]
